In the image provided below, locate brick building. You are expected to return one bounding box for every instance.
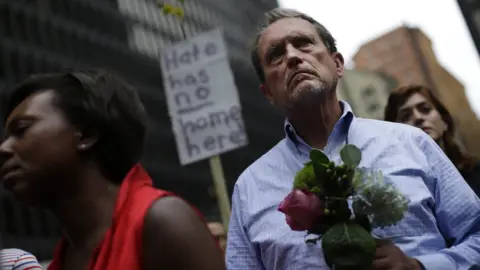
[353,26,480,156]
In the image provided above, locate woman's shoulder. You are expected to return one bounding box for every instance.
[463,160,480,177]
[461,160,480,196]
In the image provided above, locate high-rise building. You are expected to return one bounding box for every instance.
[353,26,480,155]
[457,0,480,58]
[0,0,280,261]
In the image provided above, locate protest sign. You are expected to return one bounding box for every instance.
[161,28,248,166]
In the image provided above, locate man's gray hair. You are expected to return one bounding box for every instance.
[250,8,338,82]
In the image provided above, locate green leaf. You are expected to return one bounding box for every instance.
[340,144,362,168]
[312,162,328,189]
[293,162,317,190]
[310,149,329,165]
[322,223,376,269]
[353,214,372,233]
[336,165,354,197]
[310,186,322,194]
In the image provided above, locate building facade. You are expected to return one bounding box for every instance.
[457,0,480,58]
[353,26,480,155]
[337,70,397,120]
[0,0,280,261]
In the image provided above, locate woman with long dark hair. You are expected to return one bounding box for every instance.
[384,85,480,195]
[0,70,225,270]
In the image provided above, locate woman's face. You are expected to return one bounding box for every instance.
[0,90,80,205]
[396,92,448,141]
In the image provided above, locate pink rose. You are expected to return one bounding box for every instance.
[278,189,325,231]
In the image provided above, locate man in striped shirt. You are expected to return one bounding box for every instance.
[0,248,43,270]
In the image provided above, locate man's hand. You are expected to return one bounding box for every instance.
[371,239,424,270]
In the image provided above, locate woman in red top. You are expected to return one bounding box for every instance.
[0,70,225,270]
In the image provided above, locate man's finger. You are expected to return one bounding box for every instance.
[374,245,390,258]
[375,238,393,247]
[371,257,390,270]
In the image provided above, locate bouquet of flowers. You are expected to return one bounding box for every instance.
[278,145,409,270]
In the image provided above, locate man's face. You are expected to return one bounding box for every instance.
[257,17,344,109]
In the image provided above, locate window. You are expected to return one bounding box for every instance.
[361,86,376,99]
[367,103,380,113]
[473,10,480,34]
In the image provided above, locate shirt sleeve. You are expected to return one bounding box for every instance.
[225,173,264,270]
[13,252,43,270]
[0,248,43,270]
[412,130,480,270]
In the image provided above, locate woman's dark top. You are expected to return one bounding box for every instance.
[461,161,480,197]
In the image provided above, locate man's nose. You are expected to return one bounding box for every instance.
[285,44,303,68]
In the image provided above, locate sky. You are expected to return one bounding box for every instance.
[278,0,480,117]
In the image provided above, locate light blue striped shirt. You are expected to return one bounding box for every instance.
[226,101,480,270]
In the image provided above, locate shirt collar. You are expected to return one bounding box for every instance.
[284,100,355,157]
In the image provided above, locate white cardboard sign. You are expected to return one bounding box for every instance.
[160,29,248,165]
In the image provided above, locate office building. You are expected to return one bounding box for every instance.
[457,0,480,58]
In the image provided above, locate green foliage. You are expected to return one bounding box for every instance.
[351,170,409,228]
[310,149,329,164]
[293,162,317,191]
[340,144,362,168]
[322,223,376,270]
[290,144,409,268]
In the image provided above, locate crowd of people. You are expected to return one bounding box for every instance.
[1,7,479,270]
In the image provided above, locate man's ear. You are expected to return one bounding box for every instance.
[260,84,275,105]
[75,129,99,152]
[332,52,345,78]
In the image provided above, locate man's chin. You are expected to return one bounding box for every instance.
[291,85,327,104]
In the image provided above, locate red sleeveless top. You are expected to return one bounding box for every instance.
[48,164,205,270]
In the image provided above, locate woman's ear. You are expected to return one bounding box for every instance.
[75,129,99,152]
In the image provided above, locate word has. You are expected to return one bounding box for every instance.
[167,68,213,114]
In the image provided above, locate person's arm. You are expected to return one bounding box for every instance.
[226,176,264,270]
[0,249,43,270]
[13,252,43,270]
[142,196,225,270]
[412,130,480,270]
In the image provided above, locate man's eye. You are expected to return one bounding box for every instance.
[266,47,284,64]
[294,38,313,48]
[270,52,282,62]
